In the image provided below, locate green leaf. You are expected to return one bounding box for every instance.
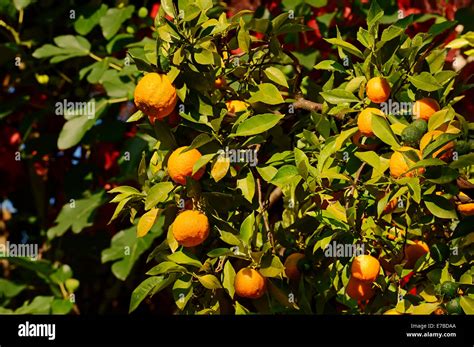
[51,299,74,314]
[238,26,251,53]
[450,153,474,169]
[147,261,187,275]
[100,5,135,40]
[74,4,108,35]
[234,113,283,136]
[15,296,54,314]
[371,114,400,148]
[129,276,165,313]
[237,170,255,203]
[240,212,255,245]
[381,16,413,42]
[33,35,91,63]
[259,254,285,278]
[459,296,474,314]
[172,275,193,310]
[197,274,222,289]
[166,251,203,268]
[271,165,300,186]
[248,84,284,105]
[161,0,177,18]
[314,60,347,73]
[102,220,164,281]
[137,208,159,238]
[47,192,103,239]
[219,230,242,246]
[324,38,364,59]
[13,0,32,10]
[423,194,457,219]
[0,279,26,298]
[264,67,289,87]
[223,261,236,298]
[294,148,311,180]
[144,182,174,210]
[127,110,145,123]
[320,89,359,104]
[408,72,442,92]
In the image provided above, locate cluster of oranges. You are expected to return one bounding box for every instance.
[133,72,272,300]
[355,76,447,179]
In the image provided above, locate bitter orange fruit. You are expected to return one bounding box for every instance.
[419,130,454,161]
[351,254,380,282]
[366,77,391,104]
[413,98,440,121]
[357,108,384,137]
[234,268,266,299]
[389,147,424,178]
[284,253,305,281]
[172,210,210,247]
[404,240,429,268]
[134,72,177,120]
[168,146,205,185]
[346,276,375,301]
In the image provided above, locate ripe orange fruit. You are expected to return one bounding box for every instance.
[346,276,375,301]
[457,203,474,216]
[357,108,384,137]
[404,240,429,268]
[389,147,425,178]
[234,268,266,299]
[168,146,205,185]
[134,73,177,120]
[284,253,305,281]
[413,98,440,121]
[351,254,380,282]
[366,77,391,104]
[172,210,210,247]
[419,130,455,161]
[226,100,249,114]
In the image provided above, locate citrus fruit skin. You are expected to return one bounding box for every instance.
[234,268,266,299]
[404,240,429,268]
[389,147,424,178]
[401,125,424,145]
[419,130,455,161]
[457,202,474,216]
[412,119,428,134]
[383,197,398,214]
[284,253,305,281]
[366,77,391,104]
[226,100,249,114]
[445,297,463,315]
[413,98,440,121]
[346,276,375,301]
[168,146,205,185]
[172,210,210,247]
[134,73,177,120]
[351,255,380,282]
[357,108,384,137]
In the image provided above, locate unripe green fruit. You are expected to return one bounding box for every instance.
[412,119,428,134]
[445,297,463,315]
[440,281,458,299]
[401,125,423,144]
[138,7,148,18]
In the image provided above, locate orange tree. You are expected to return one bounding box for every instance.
[107,1,474,315]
